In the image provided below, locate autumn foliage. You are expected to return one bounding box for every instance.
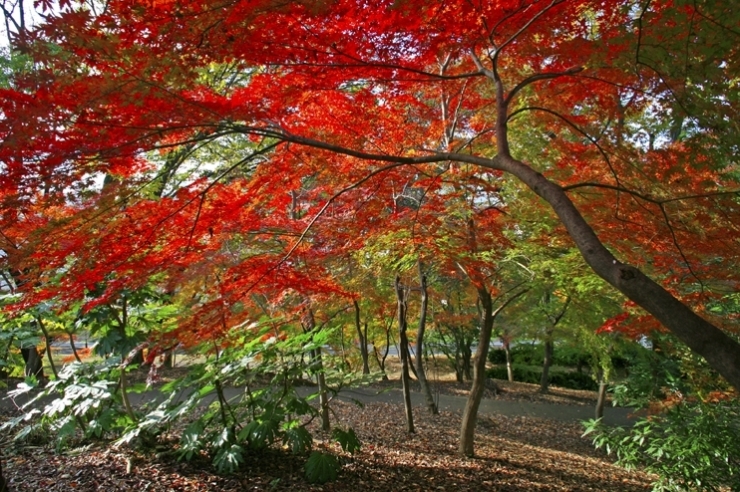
[0,0,739,391]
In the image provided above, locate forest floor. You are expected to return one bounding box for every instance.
[0,361,656,491]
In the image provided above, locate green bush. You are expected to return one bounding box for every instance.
[487,365,540,384]
[488,348,507,365]
[511,344,543,365]
[550,371,598,391]
[487,365,598,391]
[488,343,592,369]
[583,397,740,492]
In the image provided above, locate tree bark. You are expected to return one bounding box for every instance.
[539,336,553,393]
[461,341,473,381]
[353,299,370,375]
[21,346,43,380]
[0,451,9,492]
[595,374,608,420]
[68,332,82,363]
[504,340,514,382]
[459,287,494,457]
[36,317,58,379]
[395,274,415,433]
[460,287,527,457]
[415,262,438,415]
[304,308,330,432]
[493,151,740,392]
[540,296,568,393]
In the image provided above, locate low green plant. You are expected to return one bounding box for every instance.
[487,365,598,391]
[583,396,740,492]
[305,450,339,484]
[1,360,142,450]
[116,325,365,478]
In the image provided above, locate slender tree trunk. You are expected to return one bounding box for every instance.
[304,308,330,432]
[540,297,568,393]
[595,372,608,420]
[395,275,415,433]
[373,312,393,380]
[415,262,438,414]
[21,346,43,380]
[36,317,58,379]
[119,368,137,425]
[460,287,527,457]
[314,347,331,432]
[0,451,8,492]
[353,300,370,375]
[68,332,82,363]
[462,341,473,381]
[504,340,514,382]
[539,335,553,393]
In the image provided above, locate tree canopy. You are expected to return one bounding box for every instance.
[1,0,740,389]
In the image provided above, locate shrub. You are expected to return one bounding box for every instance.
[488,348,507,365]
[583,396,740,492]
[488,343,593,369]
[487,365,598,391]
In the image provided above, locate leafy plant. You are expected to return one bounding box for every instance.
[583,396,740,492]
[305,451,339,484]
[115,325,359,477]
[331,427,361,454]
[1,360,140,450]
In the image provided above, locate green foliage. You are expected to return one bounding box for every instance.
[488,343,592,368]
[332,427,361,454]
[213,444,245,474]
[609,334,731,410]
[487,365,598,391]
[282,420,313,455]
[1,360,138,450]
[305,451,339,484]
[177,421,205,461]
[117,323,359,476]
[610,345,684,409]
[583,397,740,492]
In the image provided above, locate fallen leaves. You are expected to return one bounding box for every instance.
[3,396,653,491]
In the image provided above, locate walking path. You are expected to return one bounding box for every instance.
[332,387,639,426]
[2,382,640,427]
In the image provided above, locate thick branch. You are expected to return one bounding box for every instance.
[504,67,583,108]
[225,126,740,390]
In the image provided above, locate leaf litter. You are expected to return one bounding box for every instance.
[2,380,654,491]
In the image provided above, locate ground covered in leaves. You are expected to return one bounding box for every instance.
[2,389,653,492]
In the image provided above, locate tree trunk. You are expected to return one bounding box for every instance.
[415,263,438,415]
[492,152,740,392]
[68,332,82,363]
[540,296,567,393]
[539,336,553,393]
[303,307,330,432]
[0,451,9,492]
[21,346,43,380]
[312,346,331,431]
[462,342,473,381]
[460,287,526,457]
[353,299,370,375]
[37,317,58,379]
[459,287,494,457]
[595,373,608,420]
[454,358,464,383]
[395,274,415,433]
[504,341,514,382]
